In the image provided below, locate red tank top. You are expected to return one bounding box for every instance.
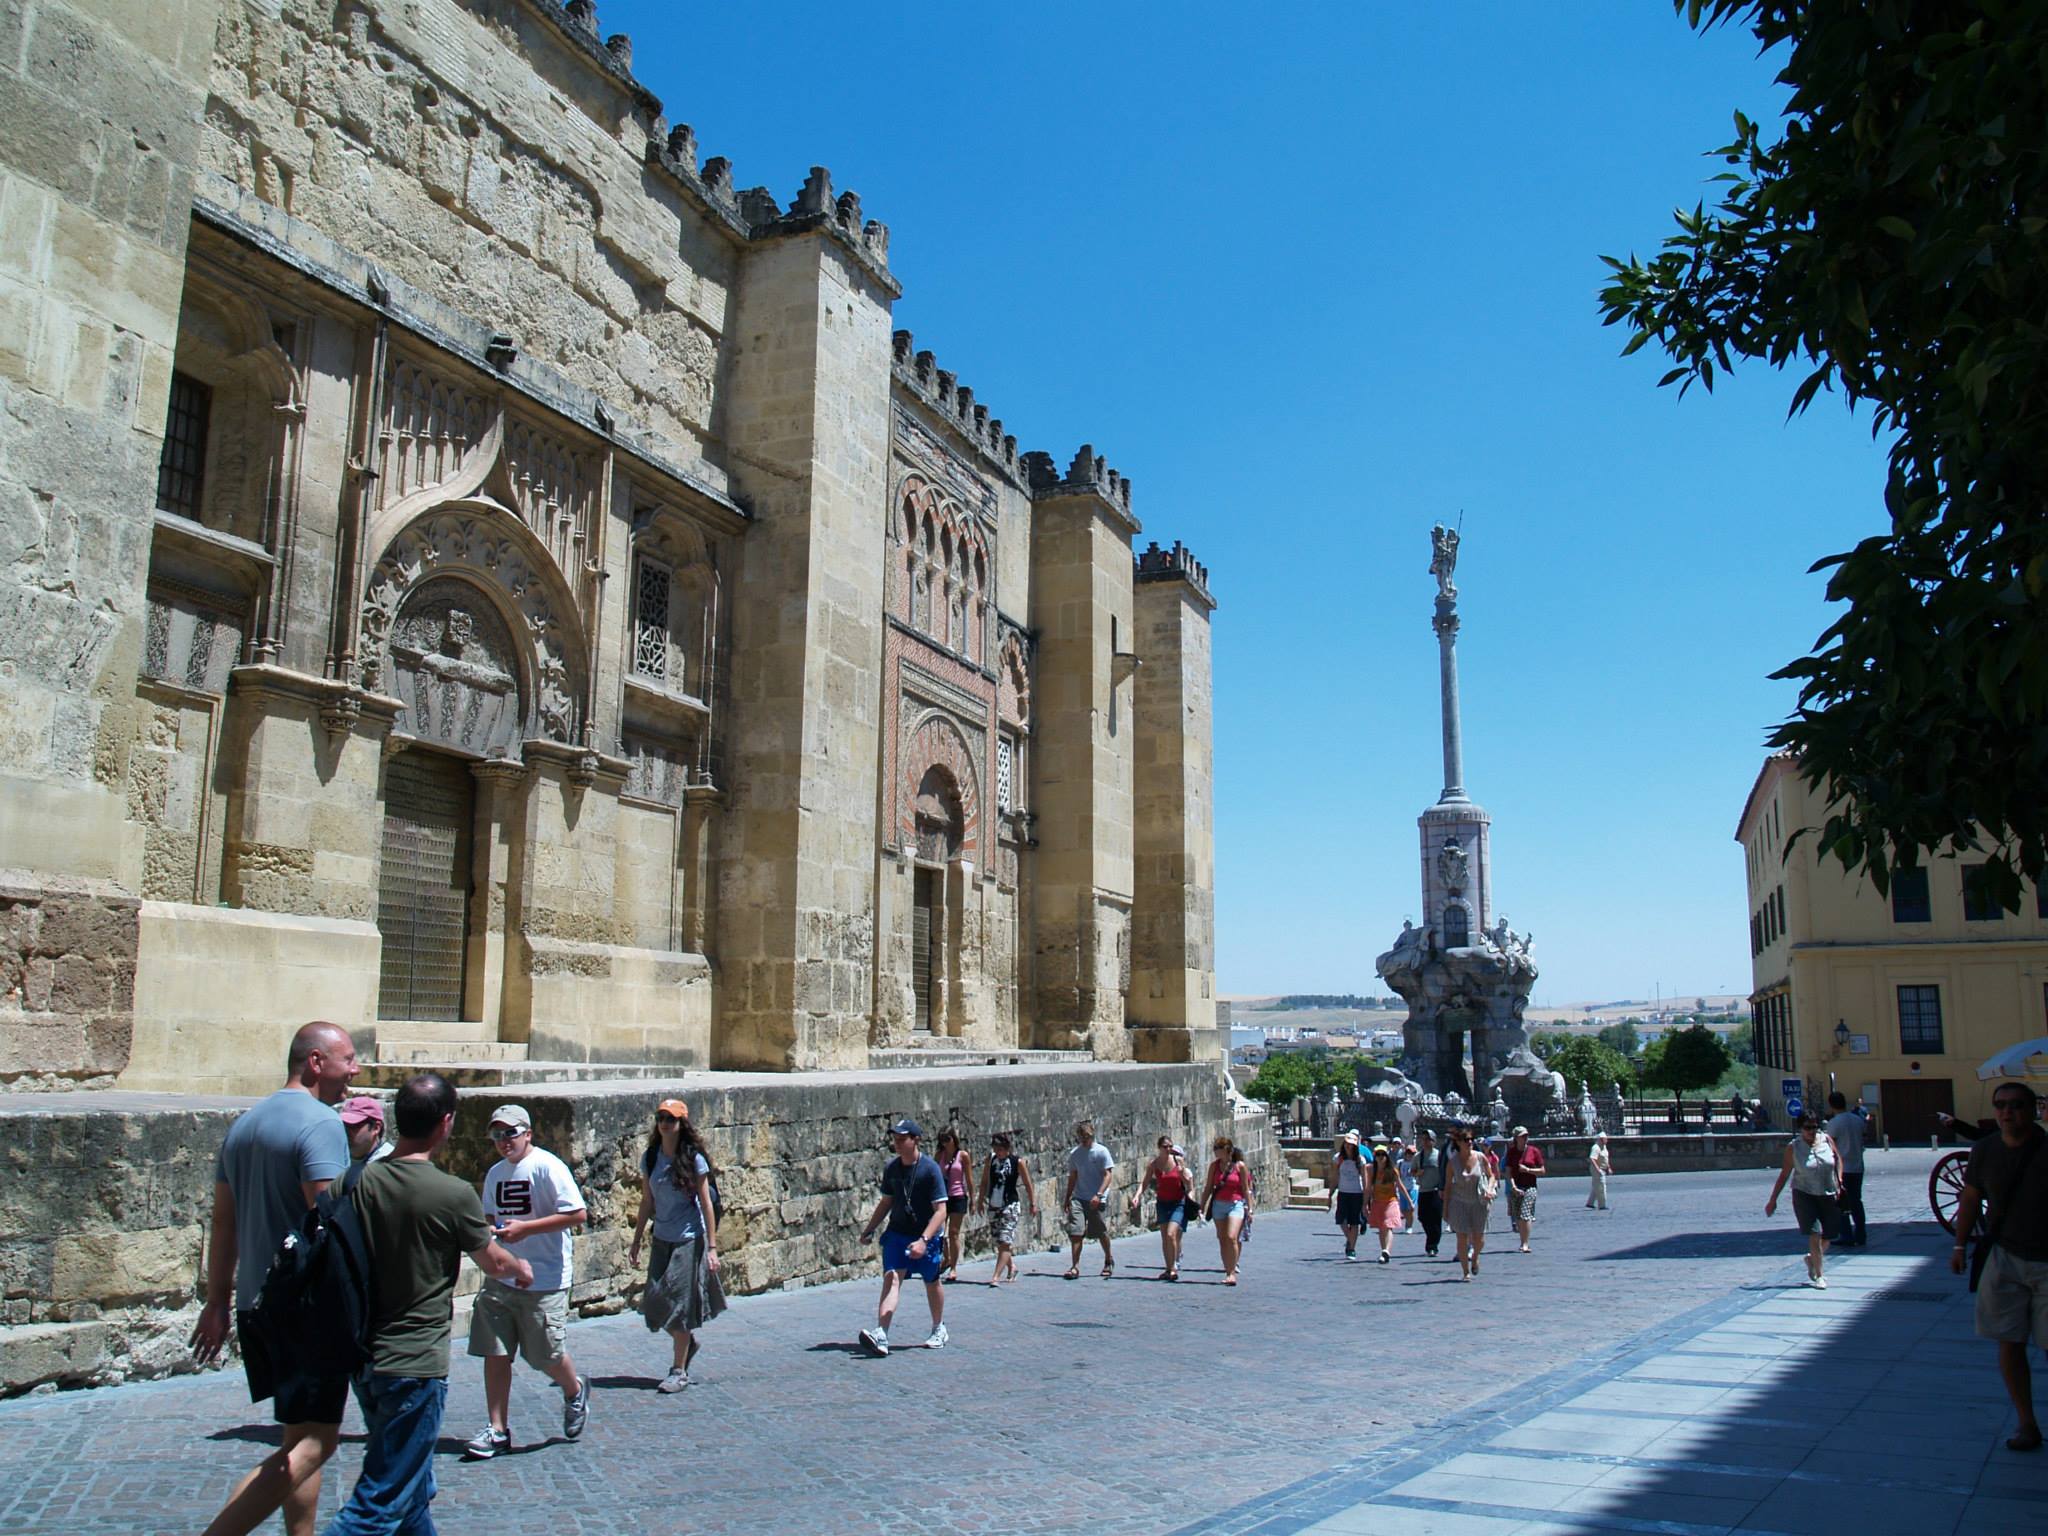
[1156,1164,1188,1203]
[1211,1161,1247,1203]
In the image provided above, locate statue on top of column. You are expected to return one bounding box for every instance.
[1430,523,1460,599]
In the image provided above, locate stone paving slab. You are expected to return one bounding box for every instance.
[0,1150,1987,1536]
[1183,1227,2036,1536]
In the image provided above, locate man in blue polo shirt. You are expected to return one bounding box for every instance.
[856,1118,949,1356]
[189,1020,358,1536]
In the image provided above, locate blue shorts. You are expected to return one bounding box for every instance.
[1157,1200,1188,1230]
[1211,1199,1246,1223]
[880,1229,946,1283]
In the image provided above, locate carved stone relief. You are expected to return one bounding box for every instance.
[361,510,582,745]
[379,357,491,509]
[386,580,524,758]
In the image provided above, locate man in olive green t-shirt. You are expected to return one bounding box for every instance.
[325,1074,531,1536]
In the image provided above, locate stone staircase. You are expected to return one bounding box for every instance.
[358,1022,681,1089]
[1283,1143,1332,1210]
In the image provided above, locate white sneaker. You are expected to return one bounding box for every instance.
[1813,1274,1828,1290]
[925,1323,949,1350]
[657,1367,690,1393]
[859,1327,889,1357]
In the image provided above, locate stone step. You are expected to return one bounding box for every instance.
[355,1059,679,1089]
[371,1039,530,1065]
[1284,1196,1330,1211]
[372,1018,498,1044]
[867,1047,1095,1070]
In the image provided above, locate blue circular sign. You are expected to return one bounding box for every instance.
[1785,1097,1803,1118]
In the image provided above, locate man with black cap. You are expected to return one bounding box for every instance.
[461,1103,589,1459]
[857,1118,949,1355]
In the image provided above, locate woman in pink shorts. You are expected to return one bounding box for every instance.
[1365,1146,1405,1264]
[934,1127,972,1283]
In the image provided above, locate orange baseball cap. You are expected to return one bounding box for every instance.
[657,1099,689,1119]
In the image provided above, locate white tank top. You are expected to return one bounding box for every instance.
[1790,1134,1838,1195]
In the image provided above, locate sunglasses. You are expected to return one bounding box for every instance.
[656,1113,682,1125]
[488,1125,527,1140]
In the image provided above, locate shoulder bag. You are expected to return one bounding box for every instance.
[1971,1132,2044,1292]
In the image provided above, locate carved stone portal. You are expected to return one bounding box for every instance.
[387,582,523,758]
[360,510,581,744]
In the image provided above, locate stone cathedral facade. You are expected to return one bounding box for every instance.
[0,0,1219,1092]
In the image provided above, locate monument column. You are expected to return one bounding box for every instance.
[1434,585,1466,803]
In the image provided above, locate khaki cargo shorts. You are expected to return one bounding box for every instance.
[467,1282,569,1367]
[1975,1245,2048,1348]
[1065,1198,1109,1241]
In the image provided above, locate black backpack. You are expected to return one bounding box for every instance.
[248,1161,374,1386]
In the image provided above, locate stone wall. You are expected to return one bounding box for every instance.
[1534,1131,1797,1175]
[125,902,380,1094]
[0,878,142,1090]
[0,1064,1277,1393]
[200,0,736,482]
[0,1090,234,1393]
[0,0,226,1079]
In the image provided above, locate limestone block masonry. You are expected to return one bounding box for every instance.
[0,0,1222,1090]
[0,1065,1282,1394]
[0,877,142,1090]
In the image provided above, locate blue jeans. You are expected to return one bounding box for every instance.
[323,1372,447,1536]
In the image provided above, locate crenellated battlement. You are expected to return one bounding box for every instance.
[1022,443,1135,516]
[1135,540,1212,600]
[890,328,1023,483]
[520,1,892,287]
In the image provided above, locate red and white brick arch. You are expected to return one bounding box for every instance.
[896,710,982,860]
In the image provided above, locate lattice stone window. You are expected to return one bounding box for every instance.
[995,736,1014,814]
[141,582,243,695]
[633,557,672,683]
[155,371,212,518]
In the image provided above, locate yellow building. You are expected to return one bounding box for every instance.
[1738,754,2048,1138]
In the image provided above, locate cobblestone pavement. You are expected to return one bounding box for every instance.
[0,1150,1955,1535]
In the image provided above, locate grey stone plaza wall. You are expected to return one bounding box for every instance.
[1541,1131,1795,1175]
[0,1064,1279,1394]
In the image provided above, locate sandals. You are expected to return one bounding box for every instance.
[1100,1263,1114,1280]
[2009,1426,2044,1453]
[1163,1268,1179,1282]
[1062,1266,1080,1280]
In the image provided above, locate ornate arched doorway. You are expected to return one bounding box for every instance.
[910,764,965,1029]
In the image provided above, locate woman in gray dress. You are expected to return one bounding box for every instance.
[1443,1128,1497,1281]
[628,1099,727,1392]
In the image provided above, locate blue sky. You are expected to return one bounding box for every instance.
[610,3,1887,1005]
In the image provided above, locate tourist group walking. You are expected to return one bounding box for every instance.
[184,1012,2046,1536]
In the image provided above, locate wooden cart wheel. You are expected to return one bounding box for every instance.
[1929,1149,1971,1234]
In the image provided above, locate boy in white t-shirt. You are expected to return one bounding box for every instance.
[462,1104,590,1459]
